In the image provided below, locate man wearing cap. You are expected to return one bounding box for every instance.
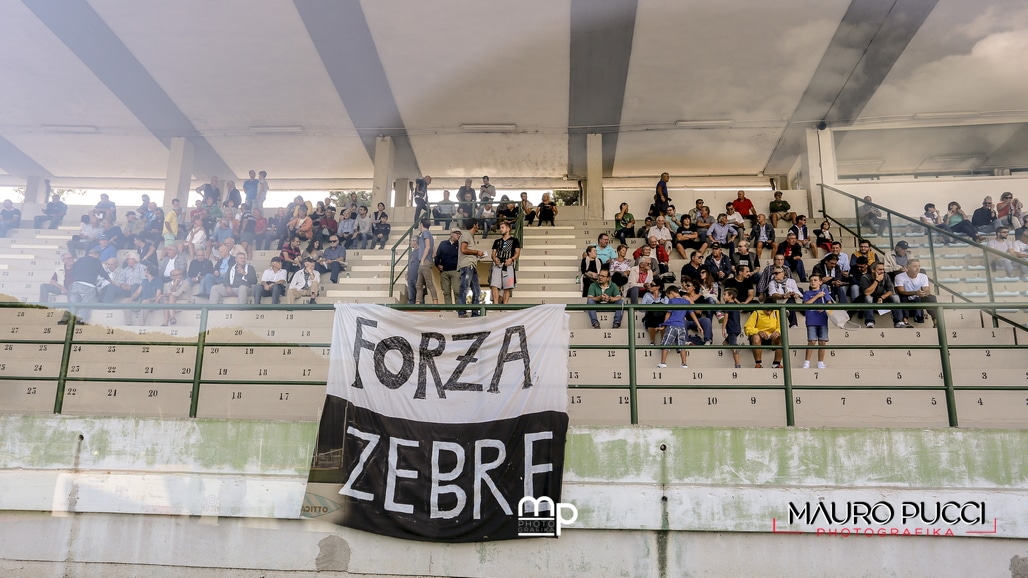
[435,228,462,304]
[883,240,910,280]
[768,191,796,228]
[286,258,319,304]
[92,235,118,262]
[104,252,145,303]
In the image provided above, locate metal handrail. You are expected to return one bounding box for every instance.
[2,300,1025,428]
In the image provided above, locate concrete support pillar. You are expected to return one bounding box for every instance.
[585,133,604,220]
[394,178,410,211]
[805,127,837,218]
[23,176,49,204]
[164,137,195,209]
[372,136,395,208]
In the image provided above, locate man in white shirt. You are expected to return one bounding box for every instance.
[286,258,320,304]
[649,216,674,252]
[255,257,288,304]
[893,259,936,326]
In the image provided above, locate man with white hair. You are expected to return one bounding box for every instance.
[103,252,145,302]
[209,252,257,304]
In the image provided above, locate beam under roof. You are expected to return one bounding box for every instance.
[765,0,938,175]
[21,0,236,181]
[293,0,420,178]
[568,0,638,179]
[0,134,53,179]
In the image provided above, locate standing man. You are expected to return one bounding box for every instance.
[457,219,485,317]
[243,170,260,207]
[435,228,462,304]
[653,172,670,216]
[732,190,757,227]
[196,176,221,206]
[413,175,431,221]
[480,176,496,205]
[489,221,522,304]
[67,250,112,322]
[407,219,437,304]
[256,170,269,212]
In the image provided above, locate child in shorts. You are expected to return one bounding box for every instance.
[720,287,743,368]
[657,285,702,369]
[801,274,831,369]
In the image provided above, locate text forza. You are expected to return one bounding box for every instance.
[350,317,532,398]
[788,501,987,526]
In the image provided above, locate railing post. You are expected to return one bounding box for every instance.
[52,305,78,414]
[934,303,958,427]
[188,308,209,418]
[926,227,939,295]
[627,303,638,425]
[778,306,795,426]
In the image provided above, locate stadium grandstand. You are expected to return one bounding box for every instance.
[2,1,1028,576]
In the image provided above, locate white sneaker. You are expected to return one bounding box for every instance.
[681,364,689,369]
[802,361,810,369]
[656,363,667,368]
[817,362,826,369]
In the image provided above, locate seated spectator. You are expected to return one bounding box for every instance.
[103,252,145,303]
[814,220,834,255]
[858,195,887,234]
[352,206,373,250]
[580,245,600,297]
[39,253,76,303]
[595,232,617,265]
[93,193,116,222]
[34,193,67,230]
[66,214,100,257]
[672,214,706,259]
[433,189,457,230]
[680,250,705,284]
[625,258,655,304]
[987,227,1021,278]
[187,248,214,295]
[158,268,191,326]
[280,236,303,276]
[776,233,807,282]
[655,285,697,369]
[846,257,870,303]
[748,214,776,259]
[609,244,633,286]
[372,213,391,249]
[859,262,905,328]
[765,264,802,328]
[893,259,937,327]
[743,307,783,369]
[756,254,793,299]
[768,191,796,228]
[320,235,348,282]
[704,242,733,284]
[1011,228,1028,279]
[944,201,982,242]
[496,196,519,230]
[520,192,537,226]
[697,268,721,304]
[882,240,910,279]
[695,206,714,243]
[689,198,705,222]
[92,235,118,262]
[633,236,669,275]
[479,203,497,238]
[724,203,746,234]
[0,199,21,238]
[732,240,759,273]
[536,193,558,226]
[850,238,877,269]
[996,191,1024,230]
[664,205,683,231]
[158,243,187,283]
[133,235,159,269]
[830,241,850,273]
[209,252,257,304]
[586,270,623,329]
[286,258,320,304]
[134,265,163,325]
[788,215,815,257]
[708,214,738,257]
[811,254,849,303]
[649,216,674,252]
[288,205,314,245]
[971,196,999,234]
[212,218,233,246]
[719,287,744,368]
[732,190,757,228]
[199,245,233,298]
[101,217,127,250]
[457,187,476,221]
[636,216,654,240]
[723,264,756,304]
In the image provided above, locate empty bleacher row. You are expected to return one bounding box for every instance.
[2,202,1027,429]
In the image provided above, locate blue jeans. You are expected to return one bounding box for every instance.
[862,294,902,324]
[586,299,623,327]
[458,265,481,316]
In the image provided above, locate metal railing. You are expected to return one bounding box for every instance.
[819,184,1028,330]
[2,300,1024,428]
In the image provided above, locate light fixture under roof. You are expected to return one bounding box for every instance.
[675,119,735,128]
[249,125,305,133]
[930,154,985,163]
[40,124,98,133]
[460,123,517,132]
[912,112,979,120]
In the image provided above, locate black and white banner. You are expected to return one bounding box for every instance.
[319,304,570,542]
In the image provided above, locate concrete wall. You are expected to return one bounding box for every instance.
[2,417,1028,576]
